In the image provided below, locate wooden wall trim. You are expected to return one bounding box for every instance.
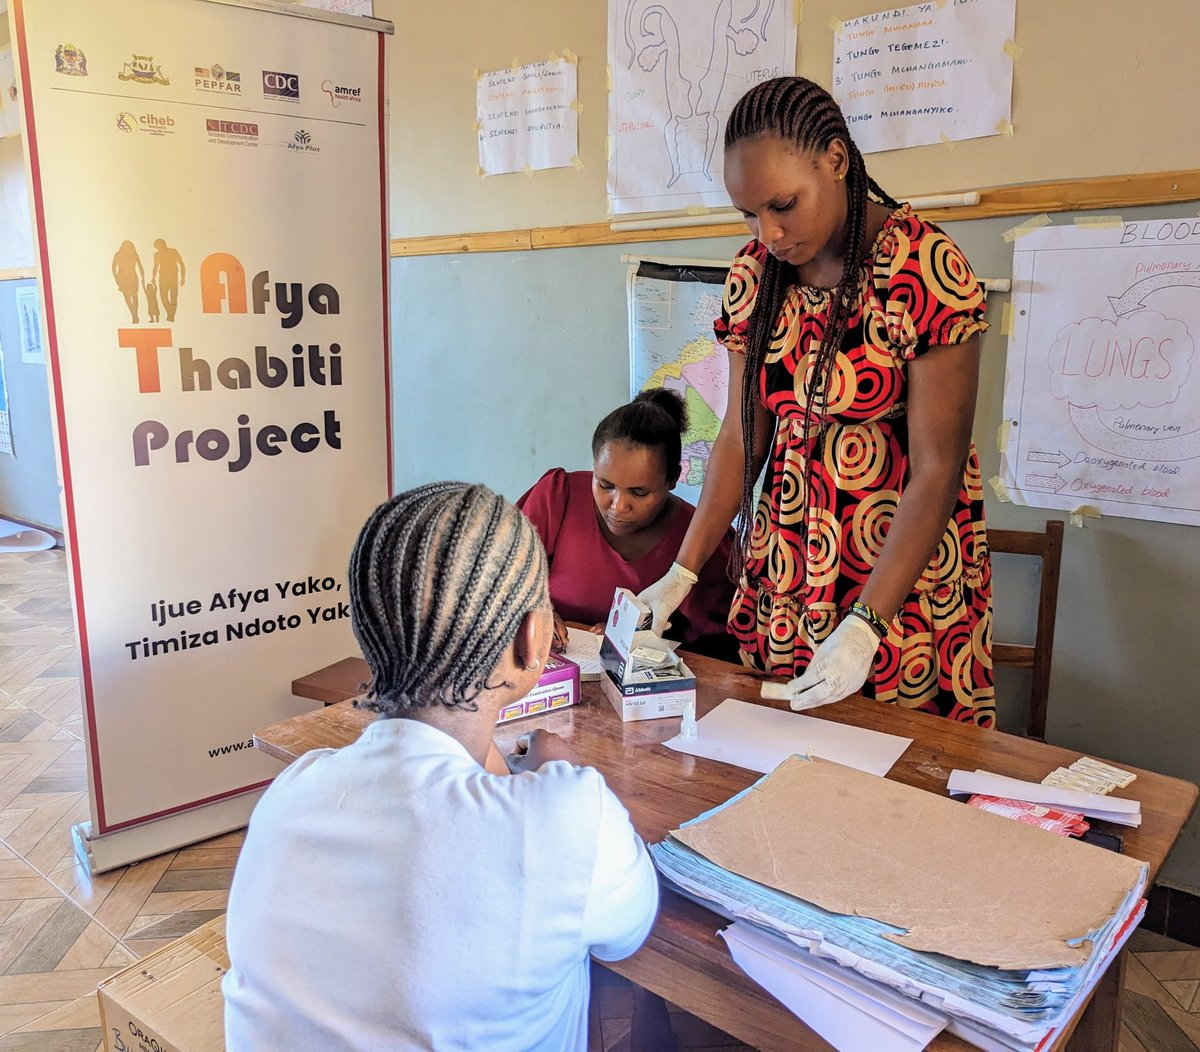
[0,267,36,281]
[389,169,1200,259]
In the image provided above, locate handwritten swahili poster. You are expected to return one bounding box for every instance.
[832,0,1016,154]
[607,0,797,215]
[1001,217,1200,527]
[477,57,578,176]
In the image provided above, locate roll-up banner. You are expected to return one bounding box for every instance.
[9,0,393,870]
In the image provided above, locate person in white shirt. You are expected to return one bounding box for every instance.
[223,482,659,1051]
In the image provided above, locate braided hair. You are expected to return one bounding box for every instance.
[348,482,549,716]
[724,77,899,564]
[592,388,689,485]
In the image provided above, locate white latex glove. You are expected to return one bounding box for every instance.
[761,614,882,711]
[636,562,698,635]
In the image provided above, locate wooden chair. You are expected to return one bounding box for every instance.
[987,520,1065,740]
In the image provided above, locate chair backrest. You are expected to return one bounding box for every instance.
[987,520,1065,740]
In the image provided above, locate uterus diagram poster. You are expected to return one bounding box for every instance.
[1002,218,1200,527]
[607,0,797,215]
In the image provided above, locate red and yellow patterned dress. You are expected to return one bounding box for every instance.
[715,205,994,726]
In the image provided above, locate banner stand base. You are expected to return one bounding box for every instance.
[72,789,264,874]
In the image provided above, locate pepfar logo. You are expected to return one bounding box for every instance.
[262,70,300,102]
[321,79,362,107]
[195,63,242,95]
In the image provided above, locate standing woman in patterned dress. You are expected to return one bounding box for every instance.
[638,77,995,727]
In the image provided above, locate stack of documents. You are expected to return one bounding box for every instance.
[652,756,1147,1051]
[948,769,1142,827]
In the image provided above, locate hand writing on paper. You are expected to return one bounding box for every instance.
[551,610,568,652]
[506,730,581,773]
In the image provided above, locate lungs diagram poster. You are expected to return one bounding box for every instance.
[608,0,797,215]
[1001,218,1200,527]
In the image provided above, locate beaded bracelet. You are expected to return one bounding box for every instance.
[848,600,889,639]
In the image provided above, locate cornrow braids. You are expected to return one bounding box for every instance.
[348,482,549,717]
[723,77,899,568]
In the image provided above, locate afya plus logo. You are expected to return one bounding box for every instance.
[262,70,300,102]
[288,129,320,154]
[321,79,362,107]
[117,110,175,136]
[118,53,169,87]
[195,63,241,95]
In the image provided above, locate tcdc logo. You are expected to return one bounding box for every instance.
[262,70,300,101]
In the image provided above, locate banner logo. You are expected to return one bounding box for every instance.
[320,80,362,107]
[54,43,88,77]
[205,117,259,148]
[262,70,300,101]
[112,240,185,324]
[287,129,321,154]
[118,53,170,87]
[117,111,176,137]
[195,63,242,95]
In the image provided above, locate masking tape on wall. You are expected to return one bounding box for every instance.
[793,0,804,23]
[994,119,1014,138]
[570,100,584,113]
[1000,301,1015,336]
[563,48,579,65]
[1003,39,1024,61]
[570,155,584,170]
[996,421,1012,453]
[685,206,710,216]
[548,50,560,63]
[939,132,956,151]
[1003,214,1052,243]
[988,476,1011,503]
[1074,215,1123,229]
[828,16,844,33]
[1070,505,1102,528]
[606,64,613,92]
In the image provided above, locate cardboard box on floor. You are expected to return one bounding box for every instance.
[98,913,227,1052]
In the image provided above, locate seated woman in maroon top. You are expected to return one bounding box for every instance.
[517,389,735,655]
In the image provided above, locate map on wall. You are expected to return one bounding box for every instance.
[607,0,797,215]
[628,260,729,506]
[1001,217,1200,527]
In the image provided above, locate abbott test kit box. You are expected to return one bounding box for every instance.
[496,654,581,724]
[600,588,696,722]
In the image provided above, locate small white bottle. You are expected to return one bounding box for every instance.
[679,698,697,740]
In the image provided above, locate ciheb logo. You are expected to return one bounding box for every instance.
[117,110,175,136]
[262,70,299,101]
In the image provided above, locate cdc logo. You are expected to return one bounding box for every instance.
[262,70,299,100]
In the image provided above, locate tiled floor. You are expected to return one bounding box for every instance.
[0,547,1196,1051]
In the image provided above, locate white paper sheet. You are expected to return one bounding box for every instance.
[721,923,945,1051]
[663,698,911,777]
[563,627,603,681]
[832,0,1016,154]
[947,769,1142,827]
[477,58,578,176]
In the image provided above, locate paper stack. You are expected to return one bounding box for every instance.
[652,756,1147,1051]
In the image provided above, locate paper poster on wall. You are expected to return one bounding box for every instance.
[1002,218,1200,527]
[12,0,391,857]
[607,0,797,215]
[477,58,578,176]
[832,0,1016,154]
[628,259,728,506]
[15,286,43,364]
[0,45,20,137]
[0,333,11,456]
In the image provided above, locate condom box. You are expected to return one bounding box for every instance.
[98,913,227,1052]
[600,588,696,721]
[496,654,581,724]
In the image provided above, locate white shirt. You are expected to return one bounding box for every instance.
[223,718,658,1051]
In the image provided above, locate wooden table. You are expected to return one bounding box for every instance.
[259,653,1197,1052]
